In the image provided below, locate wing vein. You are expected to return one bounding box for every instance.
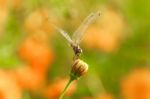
[72,11,101,44]
[54,25,74,44]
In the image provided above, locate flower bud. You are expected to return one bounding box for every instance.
[70,59,88,80]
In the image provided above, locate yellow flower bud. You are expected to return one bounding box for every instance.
[70,59,88,80]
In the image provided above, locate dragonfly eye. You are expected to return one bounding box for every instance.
[76,46,82,54]
[72,45,82,55]
[78,48,82,53]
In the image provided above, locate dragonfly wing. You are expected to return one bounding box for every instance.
[54,26,74,45]
[72,11,101,45]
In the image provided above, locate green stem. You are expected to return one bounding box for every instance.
[59,77,74,99]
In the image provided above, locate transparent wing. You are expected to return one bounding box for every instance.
[72,11,101,45]
[54,25,74,45]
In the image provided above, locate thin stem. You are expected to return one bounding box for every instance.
[59,77,74,99]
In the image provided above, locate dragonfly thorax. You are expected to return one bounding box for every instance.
[71,44,82,56]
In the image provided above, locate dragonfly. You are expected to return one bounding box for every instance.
[55,11,100,60]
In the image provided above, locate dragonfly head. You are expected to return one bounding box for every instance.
[76,46,82,55]
[72,45,82,57]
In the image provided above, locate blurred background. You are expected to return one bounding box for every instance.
[0,0,150,99]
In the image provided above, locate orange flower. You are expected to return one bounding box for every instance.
[17,28,54,91]
[0,8,8,24]
[0,0,8,9]
[24,8,55,35]
[83,6,125,53]
[0,70,22,99]
[0,0,21,12]
[121,68,150,99]
[12,66,45,91]
[96,93,114,99]
[18,34,54,72]
[44,78,77,99]
[12,0,21,10]
[84,26,120,53]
